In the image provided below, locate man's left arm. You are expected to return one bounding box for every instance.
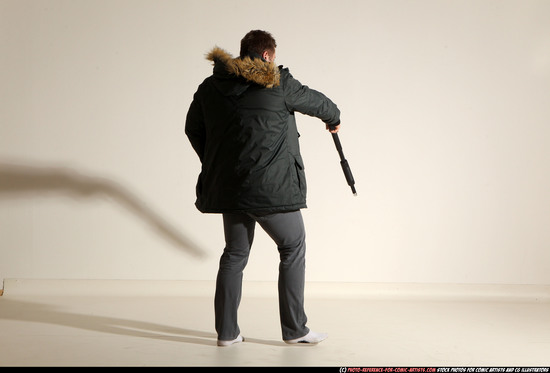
[184,94,206,162]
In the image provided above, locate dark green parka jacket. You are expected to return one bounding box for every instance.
[185,47,340,213]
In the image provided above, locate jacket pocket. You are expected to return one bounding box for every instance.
[293,155,307,198]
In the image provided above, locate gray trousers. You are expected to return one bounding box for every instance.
[215,210,310,341]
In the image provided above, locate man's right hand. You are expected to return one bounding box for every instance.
[326,124,340,133]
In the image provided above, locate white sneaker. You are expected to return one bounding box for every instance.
[284,331,328,344]
[217,335,244,347]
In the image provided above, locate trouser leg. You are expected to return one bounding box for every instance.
[215,213,255,341]
[253,210,309,340]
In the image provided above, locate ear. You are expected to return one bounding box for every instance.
[262,50,270,62]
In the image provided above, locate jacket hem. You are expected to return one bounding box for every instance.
[196,203,307,214]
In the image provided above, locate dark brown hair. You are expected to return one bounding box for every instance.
[240,30,277,58]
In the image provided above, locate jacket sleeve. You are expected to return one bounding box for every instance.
[185,89,206,162]
[281,68,341,126]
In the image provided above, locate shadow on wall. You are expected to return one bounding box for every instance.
[0,162,206,259]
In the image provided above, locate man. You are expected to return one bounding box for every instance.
[185,30,341,346]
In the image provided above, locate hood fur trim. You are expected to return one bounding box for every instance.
[206,47,280,88]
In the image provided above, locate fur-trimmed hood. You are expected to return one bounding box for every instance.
[206,47,280,88]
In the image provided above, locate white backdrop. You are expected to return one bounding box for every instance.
[1,0,549,287]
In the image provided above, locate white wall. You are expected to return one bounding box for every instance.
[1,0,549,287]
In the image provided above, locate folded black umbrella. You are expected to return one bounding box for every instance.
[329,127,357,196]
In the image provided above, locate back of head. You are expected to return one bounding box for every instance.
[240,30,277,59]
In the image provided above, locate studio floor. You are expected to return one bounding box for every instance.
[0,281,549,367]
